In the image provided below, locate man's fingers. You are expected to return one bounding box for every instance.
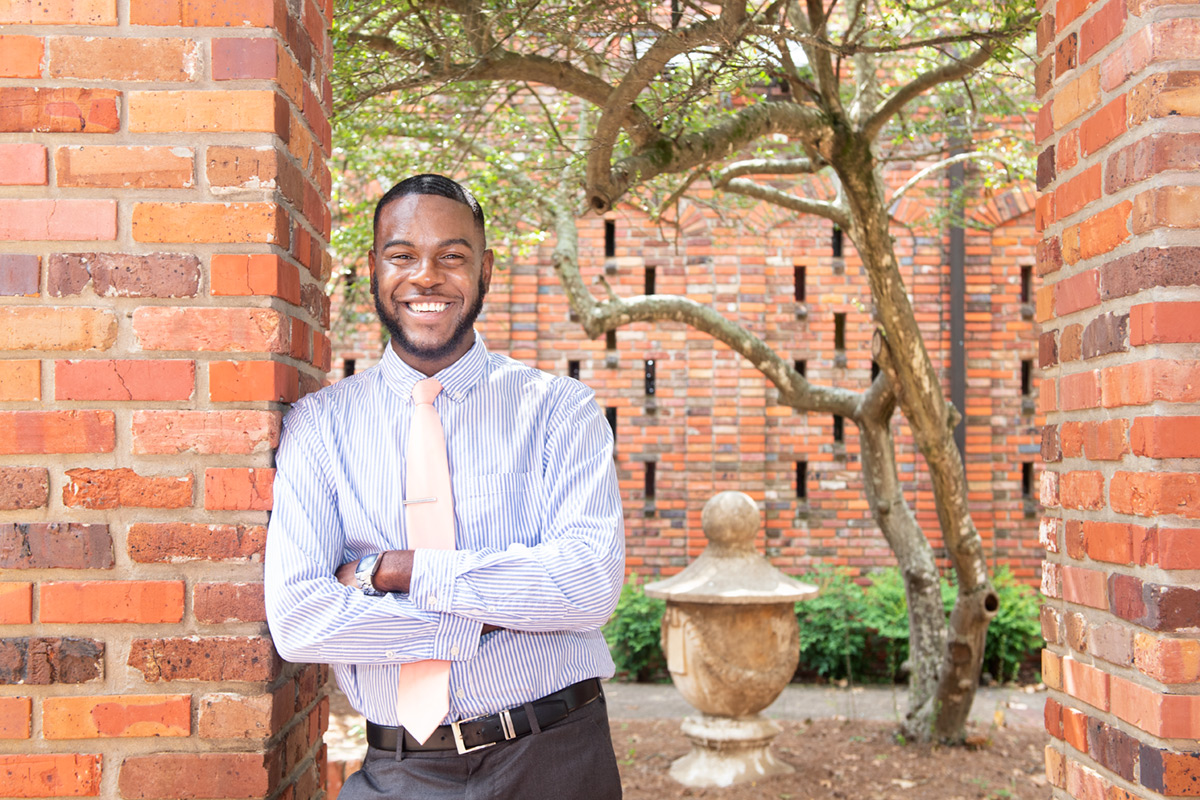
[335,560,359,587]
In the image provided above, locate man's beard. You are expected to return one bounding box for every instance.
[371,272,486,365]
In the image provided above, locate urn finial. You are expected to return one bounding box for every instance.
[699,491,758,552]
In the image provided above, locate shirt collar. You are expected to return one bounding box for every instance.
[378,334,489,403]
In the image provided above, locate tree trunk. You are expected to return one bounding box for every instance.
[838,132,998,742]
[855,371,943,739]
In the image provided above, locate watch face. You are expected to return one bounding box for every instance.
[356,554,382,594]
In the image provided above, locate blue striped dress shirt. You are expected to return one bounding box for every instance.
[265,336,625,726]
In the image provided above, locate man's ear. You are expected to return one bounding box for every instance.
[367,247,377,276]
[480,249,494,294]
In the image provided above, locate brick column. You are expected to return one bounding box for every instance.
[1037,0,1200,796]
[0,0,332,796]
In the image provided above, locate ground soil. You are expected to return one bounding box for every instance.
[612,718,1047,800]
[327,693,1048,799]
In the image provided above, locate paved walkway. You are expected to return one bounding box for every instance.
[603,681,1046,729]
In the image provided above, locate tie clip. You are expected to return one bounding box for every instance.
[403,497,437,505]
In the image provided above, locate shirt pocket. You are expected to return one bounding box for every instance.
[454,472,541,550]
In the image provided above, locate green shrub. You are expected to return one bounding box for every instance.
[860,567,956,679]
[603,574,667,682]
[794,565,872,680]
[795,564,1043,685]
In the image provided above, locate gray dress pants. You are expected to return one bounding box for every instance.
[338,693,622,800]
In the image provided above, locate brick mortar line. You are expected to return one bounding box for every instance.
[1041,532,1200,568]
[1041,83,1200,161]
[1052,14,1182,92]
[1039,371,1200,397]
[0,81,325,116]
[1041,177,1200,240]
[1048,171,1200,232]
[0,376,323,402]
[1041,534,1200,579]
[1043,106,1200,170]
[1035,231,1200,287]
[1047,0,1147,42]
[1046,683,1200,740]
[1,89,329,166]
[1039,356,1200,382]
[0,568,268,586]
[2,132,325,159]
[1045,507,1200,532]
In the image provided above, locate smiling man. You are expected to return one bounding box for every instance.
[265,174,625,799]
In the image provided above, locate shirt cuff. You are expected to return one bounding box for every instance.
[410,548,462,615]
[410,549,480,661]
[432,613,482,661]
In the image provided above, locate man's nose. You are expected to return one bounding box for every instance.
[410,257,444,286]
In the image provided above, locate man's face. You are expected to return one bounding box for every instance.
[369,193,493,376]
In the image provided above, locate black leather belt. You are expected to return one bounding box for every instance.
[367,678,601,754]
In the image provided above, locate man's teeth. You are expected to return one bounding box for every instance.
[409,302,449,312]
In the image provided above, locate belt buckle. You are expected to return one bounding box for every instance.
[450,713,495,755]
[449,709,517,755]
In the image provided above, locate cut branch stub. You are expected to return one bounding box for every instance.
[871,328,885,361]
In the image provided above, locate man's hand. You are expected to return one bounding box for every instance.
[337,551,502,634]
[335,560,359,588]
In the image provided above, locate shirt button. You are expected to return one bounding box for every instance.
[456,689,465,699]
[450,645,459,656]
[429,596,438,607]
[385,650,396,658]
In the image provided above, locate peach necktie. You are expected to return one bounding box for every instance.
[395,377,455,744]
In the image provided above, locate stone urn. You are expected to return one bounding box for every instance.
[644,491,817,788]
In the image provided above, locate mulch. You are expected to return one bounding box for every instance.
[326,709,1048,799]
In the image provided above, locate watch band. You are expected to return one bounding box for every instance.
[355,552,386,596]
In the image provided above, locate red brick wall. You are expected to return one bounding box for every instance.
[1037,0,1200,795]
[332,180,1044,582]
[0,0,332,796]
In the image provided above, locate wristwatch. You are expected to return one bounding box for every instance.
[354,553,386,596]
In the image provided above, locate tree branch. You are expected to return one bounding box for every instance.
[586,0,751,204]
[590,100,830,211]
[548,201,859,416]
[861,16,1034,141]
[345,41,663,148]
[654,168,706,219]
[719,176,851,229]
[887,151,1016,209]
[800,0,843,114]
[712,157,816,183]
[748,21,1040,56]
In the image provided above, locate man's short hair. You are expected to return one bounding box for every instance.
[373,174,487,246]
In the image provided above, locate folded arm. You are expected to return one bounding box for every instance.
[265,402,484,665]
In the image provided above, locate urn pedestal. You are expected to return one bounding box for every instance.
[645,492,817,788]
